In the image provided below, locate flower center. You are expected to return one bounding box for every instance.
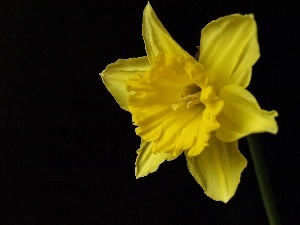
[180,91,202,108]
[126,53,225,157]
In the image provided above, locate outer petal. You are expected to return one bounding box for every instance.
[143,3,191,64]
[199,14,260,90]
[135,140,177,178]
[216,84,278,142]
[185,135,247,203]
[100,57,150,111]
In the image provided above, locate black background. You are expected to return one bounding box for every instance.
[1,0,299,224]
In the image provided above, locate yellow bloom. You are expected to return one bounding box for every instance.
[100,3,278,203]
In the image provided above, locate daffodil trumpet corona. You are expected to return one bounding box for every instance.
[100,3,278,203]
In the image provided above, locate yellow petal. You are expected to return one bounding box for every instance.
[100,57,150,111]
[199,14,260,90]
[143,3,190,64]
[135,140,177,178]
[185,135,247,203]
[216,84,278,142]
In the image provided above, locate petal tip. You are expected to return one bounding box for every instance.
[135,169,144,179]
[144,1,153,15]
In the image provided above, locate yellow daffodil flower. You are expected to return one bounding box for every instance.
[100,3,278,203]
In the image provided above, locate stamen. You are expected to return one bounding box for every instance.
[180,91,202,109]
[187,98,201,108]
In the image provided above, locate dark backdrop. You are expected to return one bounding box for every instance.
[1,0,299,224]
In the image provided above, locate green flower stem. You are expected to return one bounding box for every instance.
[247,134,281,225]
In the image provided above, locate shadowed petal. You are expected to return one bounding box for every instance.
[216,84,278,142]
[185,135,247,203]
[101,57,150,111]
[135,140,177,178]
